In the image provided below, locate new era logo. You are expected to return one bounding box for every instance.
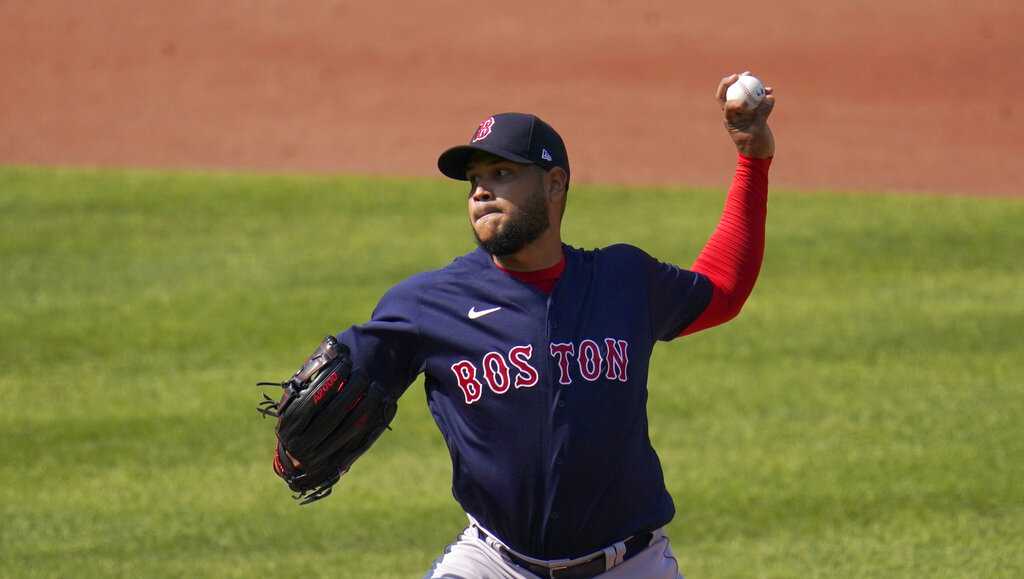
[541,148,552,162]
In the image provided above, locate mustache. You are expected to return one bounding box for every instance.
[472,195,550,256]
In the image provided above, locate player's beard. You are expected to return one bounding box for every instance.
[473,189,550,257]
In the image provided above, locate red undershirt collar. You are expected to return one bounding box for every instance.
[493,255,566,294]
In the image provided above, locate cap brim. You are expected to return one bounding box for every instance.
[437,144,534,181]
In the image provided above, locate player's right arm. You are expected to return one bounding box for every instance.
[283,279,425,470]
[335,279,425,393]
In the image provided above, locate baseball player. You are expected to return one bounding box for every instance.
[315,73,774,578]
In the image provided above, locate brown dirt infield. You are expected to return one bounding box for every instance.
[1,1,1020,196]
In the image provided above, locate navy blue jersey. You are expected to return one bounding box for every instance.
[337,243,712,559]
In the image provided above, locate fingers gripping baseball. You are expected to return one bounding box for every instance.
[717,72,775,159]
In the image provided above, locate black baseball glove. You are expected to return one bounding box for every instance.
[257,336,398,504]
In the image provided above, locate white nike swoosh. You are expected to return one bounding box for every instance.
[468,306,502,320]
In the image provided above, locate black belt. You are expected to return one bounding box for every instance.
[475,527,655,579]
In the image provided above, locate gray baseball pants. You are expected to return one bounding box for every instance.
[425,523,684,579]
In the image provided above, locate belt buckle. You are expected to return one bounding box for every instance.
[549,555,604,579]
[548,565,569,579]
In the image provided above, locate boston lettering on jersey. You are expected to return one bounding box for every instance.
[449,339,629,404]
[337,244,712,560]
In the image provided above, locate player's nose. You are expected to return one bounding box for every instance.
[471,183,494,202]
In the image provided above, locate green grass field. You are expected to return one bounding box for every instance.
[1,165,1021,578]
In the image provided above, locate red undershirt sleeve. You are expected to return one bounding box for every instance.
[680,154,771,336]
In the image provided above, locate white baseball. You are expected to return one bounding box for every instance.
[725,73,766,110]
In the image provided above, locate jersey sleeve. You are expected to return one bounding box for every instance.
[641,249,715,341]
[336,280,424,398]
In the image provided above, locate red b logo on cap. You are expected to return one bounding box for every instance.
[472,117,495,143]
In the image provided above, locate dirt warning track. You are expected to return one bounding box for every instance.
[1,1,1020,196]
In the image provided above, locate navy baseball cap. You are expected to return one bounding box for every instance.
[438,112,570,184]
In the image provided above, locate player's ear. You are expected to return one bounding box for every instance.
[546,167,568,200]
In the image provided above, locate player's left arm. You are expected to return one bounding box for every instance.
[680,73,775,336]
